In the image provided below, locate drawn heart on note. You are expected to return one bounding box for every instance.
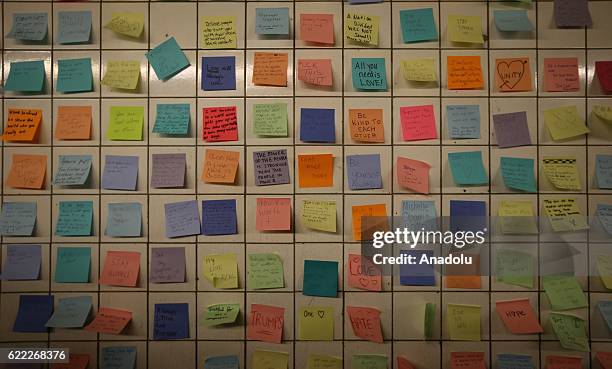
[497,60,526,90]
[359,277,370,287]
[317,310,326,319]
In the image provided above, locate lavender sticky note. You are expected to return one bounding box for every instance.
[346,154,382,190]
[554,0,592,28]
[0,202,37,236]
[164,200,201,238]
[202,56,236,91]
[446,105,480,139]
[106,203,142,237]
[102,155,139,191]
[253,149,290,186]
[400,249,435,286]
[150,247,186,283]
[450,200,486,232]
[13,295,54,333]
[300,108,335,143]
[1,245,41,281]
[493,111,532,148]
[201,199,238,236]
[150,153,186,188]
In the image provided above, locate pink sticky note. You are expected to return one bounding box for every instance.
[400,105,437,141]
[99,251,140,287]
[398,356,415,369]
[544,58,580,92]
[595,61,612,94]
[546,356,582,369]
[203,106,238,142]
[347,306,383,343]
[348,254,382,291]
[298,59,333,87]
[396,157,430,194]
[247,303,285,343]
[256,198,291,231]
[495,298,543,334]
[300,14,334,45]
[597,352,612,369]
[451,352,486,369]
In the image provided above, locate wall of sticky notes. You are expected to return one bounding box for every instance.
[1,0,612,369]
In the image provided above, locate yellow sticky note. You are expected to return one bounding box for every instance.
[307,354,342,369]
[543,198,589,232]
[498,200,538,234]
[299,306,334,340]
[201,16,237,49]
[542,157,581,191]
[302,200,337,233]
[101,61,141,90]
[592,104,612,123]
[544,106,590,141]
[447,14,484,44]
[401,59,437,82]
[345,12,379,46]
[446,303,481,341]
[252,350,289,369]
[107,106,143,141]
[203,253,238,289]
[596,255,612,290]
[105,12,145,38]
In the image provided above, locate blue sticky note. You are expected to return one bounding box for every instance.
[400,8,438,43]
[55,201,93,237]
[153,303,189,340]
[55,246,91,283]
[106,203,142,238]
[352,58,387,90]
[300,108,335,143]
[57,58,93,93]
[596,154,612,189]
[201,199,237,236]
[0,202,37,236]
[58,11,92,44]
[255,8,290,35]
[1,245,41,281]
[153,104,190,135]
[205,355,240,369]
[101,346,137,369]
[146,37,190,81]
[346,154,382,190]
[400,250,435,286]
[500,157,536,193]
[7,13,48,41]
[450,200,487,232]
[53,155,93,186]
[45,295,92,328]
[446,105,480,139]
[13,295,54,333]
[5,60,46,92]
[102,155,139,191]
[303,260,338,297]
[494,10,534,32]
[165,200,201,238]
[447,151,488,185]
[402,200,438,231]
[597,204,612,236]
[202,56,236,91]
[497,354,534,369]
[598,300,612,331]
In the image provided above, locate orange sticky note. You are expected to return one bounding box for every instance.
[495,58,532,92]
[348,254,382,292]
[99,251,140,287]
[256,197,291,231]
[444,254,481,289]
[3,108,42,142]
[349,109,384,143]
[252,52,289,87]
[84,307,132,334]
[398,357,415,369]
[297,59,333,87]
[351,204,388,241]
[495,298,543,334]
[396,157,430,194]
[247,303,285,343]
[202,149,240,184]
[51,354,89,369]
[347,306,383,343]
[544,58,580,92]
[451,352,486,369]
[400,105,437,141]
[447,56,484,90]
[597,352,612,369]
[6,154,47,189]
[298,154,334,188]
[300,14,334,45]
[546,356,582,369]
[55,106,92,140]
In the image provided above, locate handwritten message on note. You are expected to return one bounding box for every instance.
[248,253,284,289]
[56,106,92,140]
[544,58,579,92]
[101,61,140,90]
[543,198,589,232]
[153,303,189,340]
[495,298,542,334]
[152,103,190,135]
[546,356,582,369]
[203,106,238,142]
[51,354,90,369]
[203,253,238,288]
[554,0,592,27]
[146,37,190,81]
[201,16,237,49]
[7,154,46,189]
[494,10,534,32]
[447,56,484,90]
[447,304,481,341]
[542,157,581,190]
[549,312,589,351]
[201,199,237,236]
[496,354,534,369]
[396,157,430,194]
[400,105,437,141]
[596,255,612,289]
[345,12,379,46]
[7,13,48,41]
[247,304,285,343]
[0,202,37,236]
[45,296,92,328]
[447,14,484,44]
[301,200,336,233]
[544,106,589,141]
[3,108,42,142]
[253,149,290,186]
[297,154,333,188]
[499,200,538,235]
[57,58,93,93]
[58,11,92,44]
[308,354,342,369]
[347,306,383,342]
[596,154,612,189]
[451,352,486,369]
[500,157,536,193]
[164,200,201,238]
[107,106,144,141]
[55,201,93,236]
[399,8,438,43]
[299,306,333,340]
[150,153,186,188]
[203,149,240,184]
[150,247,185,283]
[448,151,488,185]
[348,253,382,291]
[5,60,46,93]
[252,52,288,87]
[203,304,240,327]
[352,58,387,90]
[495,58,532,92]
[99,250,140,287]
[349,109,384,142]
[300,14,334,45]
[255,8,290,35]
[297,59,333,87]
[402,200,437,231]
[55,246,91,283]
[104,12,144,38]
[353,355,387,369]
[84,307,132,334]
[492,111,532,148]
[401,58,437,82]
[101,155,138,191]
[202,56,236,91]
[53,155,92,186]
[446,105,480,139]
[1,244,41,281]
[542,275,588,310]
[253,103,288,136]
[256,198,291,231]
[351,204,388,242]
[346,154,382,190]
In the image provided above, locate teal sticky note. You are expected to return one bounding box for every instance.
[152,103,190,135]
[55,201,93,236]
[53,155,93,186]
[0,202,37,236]
[58,11,92,44]
[448,151,488,185]
[106,203,142,237]
[45,295,92,328]
[352,58,387,90]
[7,13,48,41]
[500,157,536,192]
[303,260,338,298]
[5,60,46,92]
[101,347,137,369]
[57,58,93,93]
[146,37,190,81]
[399,8,438,43]
[255,8,290,35]
[55,246,91,283]
[494,10,534,32]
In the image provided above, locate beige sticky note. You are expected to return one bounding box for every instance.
[596,255,612,290]
[201,16,237,49]
[105,12,144,38]
[345,12,379,46]
[302,200,337,233]
[498,200,538,234]
[203,253,238,288]
[544,106,590,141]
[542,157,581,191]
[593,104,612,122]
[101,61,141,90]
[401,59,437,82]
[543,198,589,232]
[299,306,334,340]
[447,14,484,44]
[446,303,481,341]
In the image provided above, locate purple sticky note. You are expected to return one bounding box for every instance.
[150,153,186,188]
[1,244,41,280]
[554,0,592,28]
[492,112,532,148]
[150,247,186,283]
[202,56,236,91]
[102,155,139,191]
[164,200,201,238]
[346,154,382,190]
[13,295,54,333]
[253,149,290,186]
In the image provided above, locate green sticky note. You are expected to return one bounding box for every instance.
[152,103,190,135]
[202,303,240,327]
[543,276,588,310]
[495,249,534,288]
[352,58,387,90]
[57,58,93,93]
[352,355,387,369]
[448,151,488,185]
[247,253,284,290]
[253,103,288,137]
[549,313,590,352]
[424,302,436,339]
[55,201,93,236]
[55,247,91,283]
[107,106,144,140]
[303,260,338,298]
[5,60,46,92]
[146,37,190,81]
